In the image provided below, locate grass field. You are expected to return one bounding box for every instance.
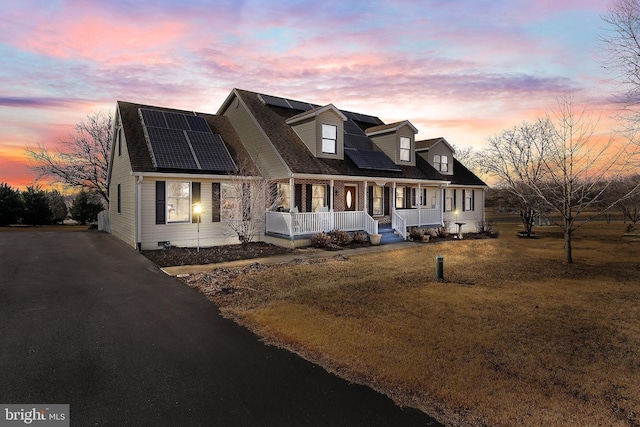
[193,220,640,426]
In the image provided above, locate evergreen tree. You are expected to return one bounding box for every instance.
[0,183,25,226]
[22,186,53,225]
[70,191,103,225]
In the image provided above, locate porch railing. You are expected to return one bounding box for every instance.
[392,210,407,240]
[394,207,442,228]
[266,211,378,237]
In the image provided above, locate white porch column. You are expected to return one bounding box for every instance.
[364,180,368,213]
[330,179,335,230]
[330,179,334,212]
[289,177,295,241]
[418,182,422,226]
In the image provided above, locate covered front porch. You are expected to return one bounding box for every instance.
[265,175,445,244]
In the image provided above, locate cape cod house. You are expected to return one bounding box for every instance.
[106,89,487,249]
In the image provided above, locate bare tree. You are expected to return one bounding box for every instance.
[223,161,280,249]
[25,111,113,205]
[479,118,555,236]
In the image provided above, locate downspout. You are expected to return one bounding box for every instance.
[418,183,422,227]
[136,175,143,251]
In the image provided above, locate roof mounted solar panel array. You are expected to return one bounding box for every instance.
[139,108,237,173]
[345,148,401,172]
[343,110,382,126]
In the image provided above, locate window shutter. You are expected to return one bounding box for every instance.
[326,184,331,208]
[192,182,201,223]
[211,183,221,222]
[404,187,409,209]
[367,186,373,215]
[462,190,466,212]
[453,189,457,211]
[471,189,475,211]
[117,184,121,214]
[156,181,165,224]
[305,184,312,212]
[294,184,302,211]
[384,187,390,216]
[443,189,446,212]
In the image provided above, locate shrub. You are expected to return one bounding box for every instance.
[329,229,353,246]
[477,220,498,236]
[352,230,369,244]
[310,232,332,248]
[408,227,424,241]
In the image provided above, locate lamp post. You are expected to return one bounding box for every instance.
[193,203,202,252]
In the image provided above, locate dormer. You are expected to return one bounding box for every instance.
[365,120,418,166]
[415,137,455,175]
[286,104,347,160]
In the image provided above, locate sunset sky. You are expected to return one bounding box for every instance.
[0,0,620,190]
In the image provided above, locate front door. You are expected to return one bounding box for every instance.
[344,186,357,211]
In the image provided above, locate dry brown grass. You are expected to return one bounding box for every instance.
[187,221,640,426]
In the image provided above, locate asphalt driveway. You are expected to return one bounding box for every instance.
[0,230,441,426]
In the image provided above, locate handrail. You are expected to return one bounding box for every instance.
[392,210,406,240]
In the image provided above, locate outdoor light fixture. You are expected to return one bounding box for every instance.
[193,203,202,252]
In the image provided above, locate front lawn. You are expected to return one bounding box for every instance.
[183,221,640,426]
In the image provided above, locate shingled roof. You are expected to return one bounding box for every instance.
[115,100,258,176]
[234,89,445,181]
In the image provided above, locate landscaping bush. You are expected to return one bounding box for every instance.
[476,220,499,237]
[310,232,332,248]
[352,230,369,244]
[329,229,353,246]
[408,227,424,241]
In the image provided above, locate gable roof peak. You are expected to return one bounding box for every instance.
[285,103,347,125]
[365,120,418,136]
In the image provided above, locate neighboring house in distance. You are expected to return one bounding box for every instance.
[106,101,262,250]
[105,90,487,250]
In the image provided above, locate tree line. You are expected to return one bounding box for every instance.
[0,184,104,227]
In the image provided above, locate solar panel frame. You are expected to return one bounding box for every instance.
[186,131,237,173]
[186,115,211,133]
[260,94,292,109]
[146,127,199,170]
[140,109,167,128]
[287,99,314,111]
[163,112,190,130]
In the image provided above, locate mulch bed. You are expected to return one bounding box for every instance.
[141,242,293,267]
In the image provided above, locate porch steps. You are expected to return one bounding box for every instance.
[378,225,406,244]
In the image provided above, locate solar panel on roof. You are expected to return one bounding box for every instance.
[344,133,374,151]
[260,94,292,109]
[287,99,314,111]
[345,148,401,172]
[186,132,237,173]
[164,112,190,130]
[186,115,211,133]
[140,109,167,128]
[146,127,199,169]
[344,119,364,135]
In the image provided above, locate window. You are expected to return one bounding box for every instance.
[399,137,411,162]
[277,183,290,210]
[311,185,326,212]
[434,154,449,172]
[411,188,428,207]
[221,182,240,221]
[167,181,190,222]
[117,184,121,213]
[372,186,384,216]
[322,124,337,154]
[444,189,456,212]
[395,186,405,209]
[463,189,474,211]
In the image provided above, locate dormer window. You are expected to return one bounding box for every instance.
[322,124,337,154]
[399,136,411,162]
[434,154,449,172]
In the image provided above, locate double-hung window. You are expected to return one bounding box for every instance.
[322,124,337,154]
[277,183,291,210]
[167,181,191,223]
[463,189,474,211]
[399,137,411,162]
[372,186,384,216]
[395,186,405,209]
[434,154,449,172]
[311,185,326,212]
